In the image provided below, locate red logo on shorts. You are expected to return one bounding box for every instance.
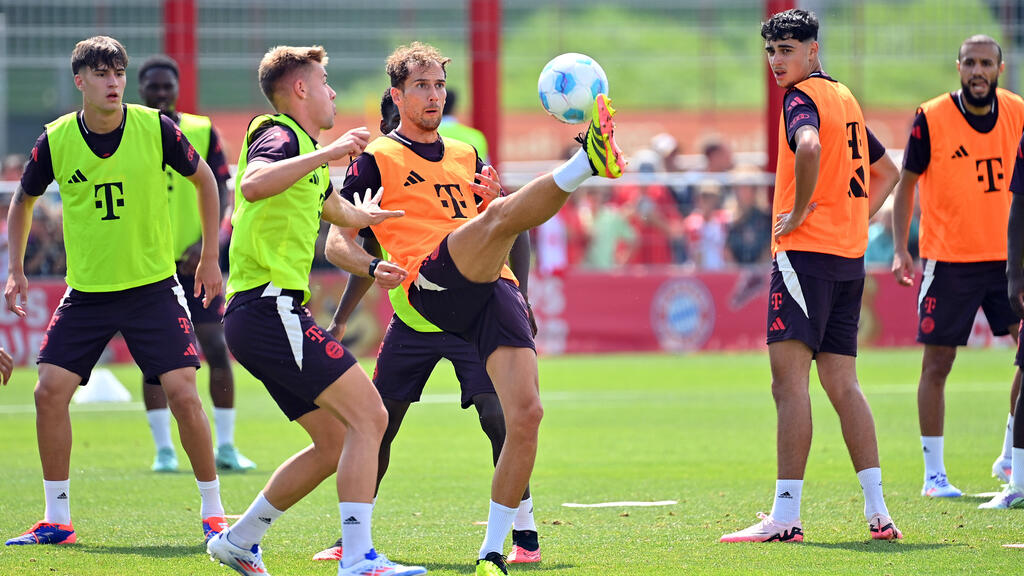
[921,317,935,334]
[178,317,192,334]
[923,297,937,314]
[325,341,344,359]
[304,325,326,343]
[771,292,783,311]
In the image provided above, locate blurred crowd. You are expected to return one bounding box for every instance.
[534,133,920,275]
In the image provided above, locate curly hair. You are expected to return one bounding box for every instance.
[258,45,328,106]
[385,41,451,89]
[761,9,818,43]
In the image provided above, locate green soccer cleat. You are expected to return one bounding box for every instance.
[216,444,257,472]
[577,93,626,179]
[151,447,178,473]
[475,552,508,576]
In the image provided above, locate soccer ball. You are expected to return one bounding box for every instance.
[537,53,609,124]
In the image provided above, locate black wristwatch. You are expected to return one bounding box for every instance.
[368,258,382,278]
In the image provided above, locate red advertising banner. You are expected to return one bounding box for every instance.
[3,271,1012,366]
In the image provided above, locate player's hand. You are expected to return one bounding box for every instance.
[1010,273,1024,319]
[323,127,371,162]
[4,272,29,318]
[471,165,503,210]
[773,202,816,242]
[349,187,404,227]
[177,242,203,276]
[194,257,223,309]
[892,248,915,287]
[371,260,407,291]
[326,320,347,340]
[0,347,13,385]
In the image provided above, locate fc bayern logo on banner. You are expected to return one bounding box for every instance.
[650,278,715,352]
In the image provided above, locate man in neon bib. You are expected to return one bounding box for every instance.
[4,35,227,548]
[136,54,256,474]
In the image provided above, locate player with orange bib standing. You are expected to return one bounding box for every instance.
[891,35,1024,501]
[720,9,902,543]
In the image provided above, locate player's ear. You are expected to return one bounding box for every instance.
[73,73,84,92]
[808,40,819,62]
[292,73,306,100]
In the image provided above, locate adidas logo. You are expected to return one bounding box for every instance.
[342,516,360,525]
[777,491,793,499]
[57,492,68,500]
[66,169,87,184]
[951,145,969,159]
[258,516,272,525]
[769,317,786,332]
[183,343,198,356]
[923,446,930,453]
[403,170,426,187]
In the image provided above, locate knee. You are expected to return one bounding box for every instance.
[506,397,543,434]
[365,402,389,441]
[921,349,956,381]
[201,337,231,368]
[34,379,62,408]
[479,197,516,236]
[164,384,203,415]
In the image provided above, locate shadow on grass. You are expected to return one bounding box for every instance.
[801,541,961,552]
[422,562,576,573]
[78,544,201,558]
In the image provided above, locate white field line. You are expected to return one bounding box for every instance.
[562,500,678,508]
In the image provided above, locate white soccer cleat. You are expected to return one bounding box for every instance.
[921,473,962,498]
[207,531,269,575]
[720,512,803,543]
[992,457,1012,484]
[979,484,1024,509]
[338,548,427,576]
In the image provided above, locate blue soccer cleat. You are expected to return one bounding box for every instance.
[6,521,77,545]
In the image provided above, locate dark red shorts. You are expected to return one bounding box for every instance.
[407,235,535,362]
[917,259,1016,347]
[765,259,863,357]
[374,314,494,409]
[224,283,358,421]
[37,277,200,385]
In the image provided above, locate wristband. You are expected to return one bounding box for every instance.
[368,258,382,278]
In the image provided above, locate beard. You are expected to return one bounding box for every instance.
[412,111,442,132]
[962,78,998,108]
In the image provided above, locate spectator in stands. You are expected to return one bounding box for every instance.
[725,166,772,265]
[702,135,735,173]
[2,154,27,180]
[583,186,636,269]
[684,180,729,270]
[615,149,685,265]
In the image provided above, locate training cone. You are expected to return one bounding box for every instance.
[73,368,131,403]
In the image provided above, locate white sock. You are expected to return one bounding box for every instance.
[479,500,517,559]
[552,148,593,192]
[196,478,225,518]
[43,479,71,525]
[513,497,536,531]
[857,467,890,519]
[1013,447,1024,488]
[227,492,283,549]
[213,408,235,448]
[768,479,802,524]
[146,408,174,451]
[340,502,374,568]
[921,436,945,477]
[1002,413,1014,460]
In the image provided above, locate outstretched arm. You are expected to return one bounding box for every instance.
[325,233,384,339]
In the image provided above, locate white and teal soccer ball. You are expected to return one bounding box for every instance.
[537,53,608,125]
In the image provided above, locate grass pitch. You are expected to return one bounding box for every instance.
[0,348,1021,575]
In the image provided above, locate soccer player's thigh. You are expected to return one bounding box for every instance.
[223,298,355,421]
[917,261,989,346]
[447,213,519,283]
[372,316,442,405]
[765,266,830,354]
[818,277,864,357]
[979,263,1019,338]
[37,290,121,385]
[117,278,200,385]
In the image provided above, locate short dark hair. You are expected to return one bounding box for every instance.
[385,41,450,89]
[71,36,128,74]
[761,9,819,43]
[258,45,327,107]
[443,87,458,116]
[380,87,399,134]
[138,55,179,82]
[959,34,1003,64]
